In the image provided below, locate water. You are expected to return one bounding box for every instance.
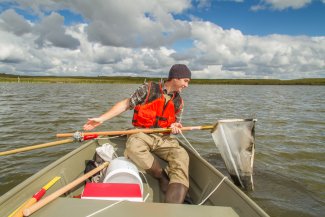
[0,83,324,217]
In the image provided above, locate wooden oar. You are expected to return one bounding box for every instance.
[56,125,215,138]
[23,162,109,216]
[9,176,61,217]
[0,139,74,156]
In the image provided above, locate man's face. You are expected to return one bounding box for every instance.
[172,78,190,92]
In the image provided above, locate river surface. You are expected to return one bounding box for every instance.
[0,83,324,217]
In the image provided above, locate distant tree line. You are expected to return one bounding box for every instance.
[0,73,324,85]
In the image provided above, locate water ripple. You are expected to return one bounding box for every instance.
[0,83,324,217]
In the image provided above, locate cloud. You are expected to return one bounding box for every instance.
[189,21,325,78]
[0,29,27,63]
[251,0,313,11]
[8,0,65,16]
[9,0,192,48]
[195,0,212,9]
[33,12,80,49]
[0,9,32,35]
[0,0,324,79]
[79,0,192,48]
[0,8,80,49]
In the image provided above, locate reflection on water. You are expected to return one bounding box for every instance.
[0,83,324,217]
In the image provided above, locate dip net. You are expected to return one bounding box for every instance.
[211,119,256,191]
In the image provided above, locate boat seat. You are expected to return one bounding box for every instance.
[31,197,240,217]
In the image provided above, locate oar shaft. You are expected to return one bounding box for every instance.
[56,125,214,138]
[0,139,74,156]
[23,162,109,216]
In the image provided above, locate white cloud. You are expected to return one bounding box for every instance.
[0,28,29,63]
[0,0,324,79]
[82,0,191,48]
[7,0,65,16]
[8,0,192,48]
[196,0,212,9]
[0,41,25,63]
[252,0,313,11]
[189,21,325,78]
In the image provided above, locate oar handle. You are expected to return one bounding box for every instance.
[56,125,215,138]
[0,139,74,156]
[11,198,36,217]
[10,176,61,217]
[23,162,109,216]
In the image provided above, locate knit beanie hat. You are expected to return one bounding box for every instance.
[168,64,191,79]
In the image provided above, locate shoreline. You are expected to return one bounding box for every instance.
[1,74,324,85]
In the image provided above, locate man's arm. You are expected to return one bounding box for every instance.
[83,98,130,131]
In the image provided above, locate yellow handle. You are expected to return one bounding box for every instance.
[8,199,32,217]
[43,176,61,190]
[24,162,109,216]
[11,198,36,217]
[8,176,61,217]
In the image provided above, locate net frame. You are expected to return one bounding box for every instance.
[211,119,256,191]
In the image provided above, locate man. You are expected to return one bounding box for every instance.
[83,64,191,203]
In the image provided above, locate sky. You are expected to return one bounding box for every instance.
[0,0,324,79]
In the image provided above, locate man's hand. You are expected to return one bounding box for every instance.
[170,122,183,134]
[83,118,104,131]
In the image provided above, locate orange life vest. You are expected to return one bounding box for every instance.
[132,82,183,128]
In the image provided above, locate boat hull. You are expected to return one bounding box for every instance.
[0,136,269,217]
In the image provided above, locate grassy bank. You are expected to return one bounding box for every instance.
[1,73,324,85]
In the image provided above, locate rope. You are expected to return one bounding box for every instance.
[198,176,227,205]
[143,193,150,202]
[85,200,123,217]
[139,171,151,202]
[178,127,227,205]
[179,132,201,156]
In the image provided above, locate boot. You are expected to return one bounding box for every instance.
[165,183,188,204]
[145,158,169,193]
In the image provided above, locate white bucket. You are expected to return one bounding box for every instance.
[103,157,143,194]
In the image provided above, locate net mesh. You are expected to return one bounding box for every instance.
[211,119,256,191]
